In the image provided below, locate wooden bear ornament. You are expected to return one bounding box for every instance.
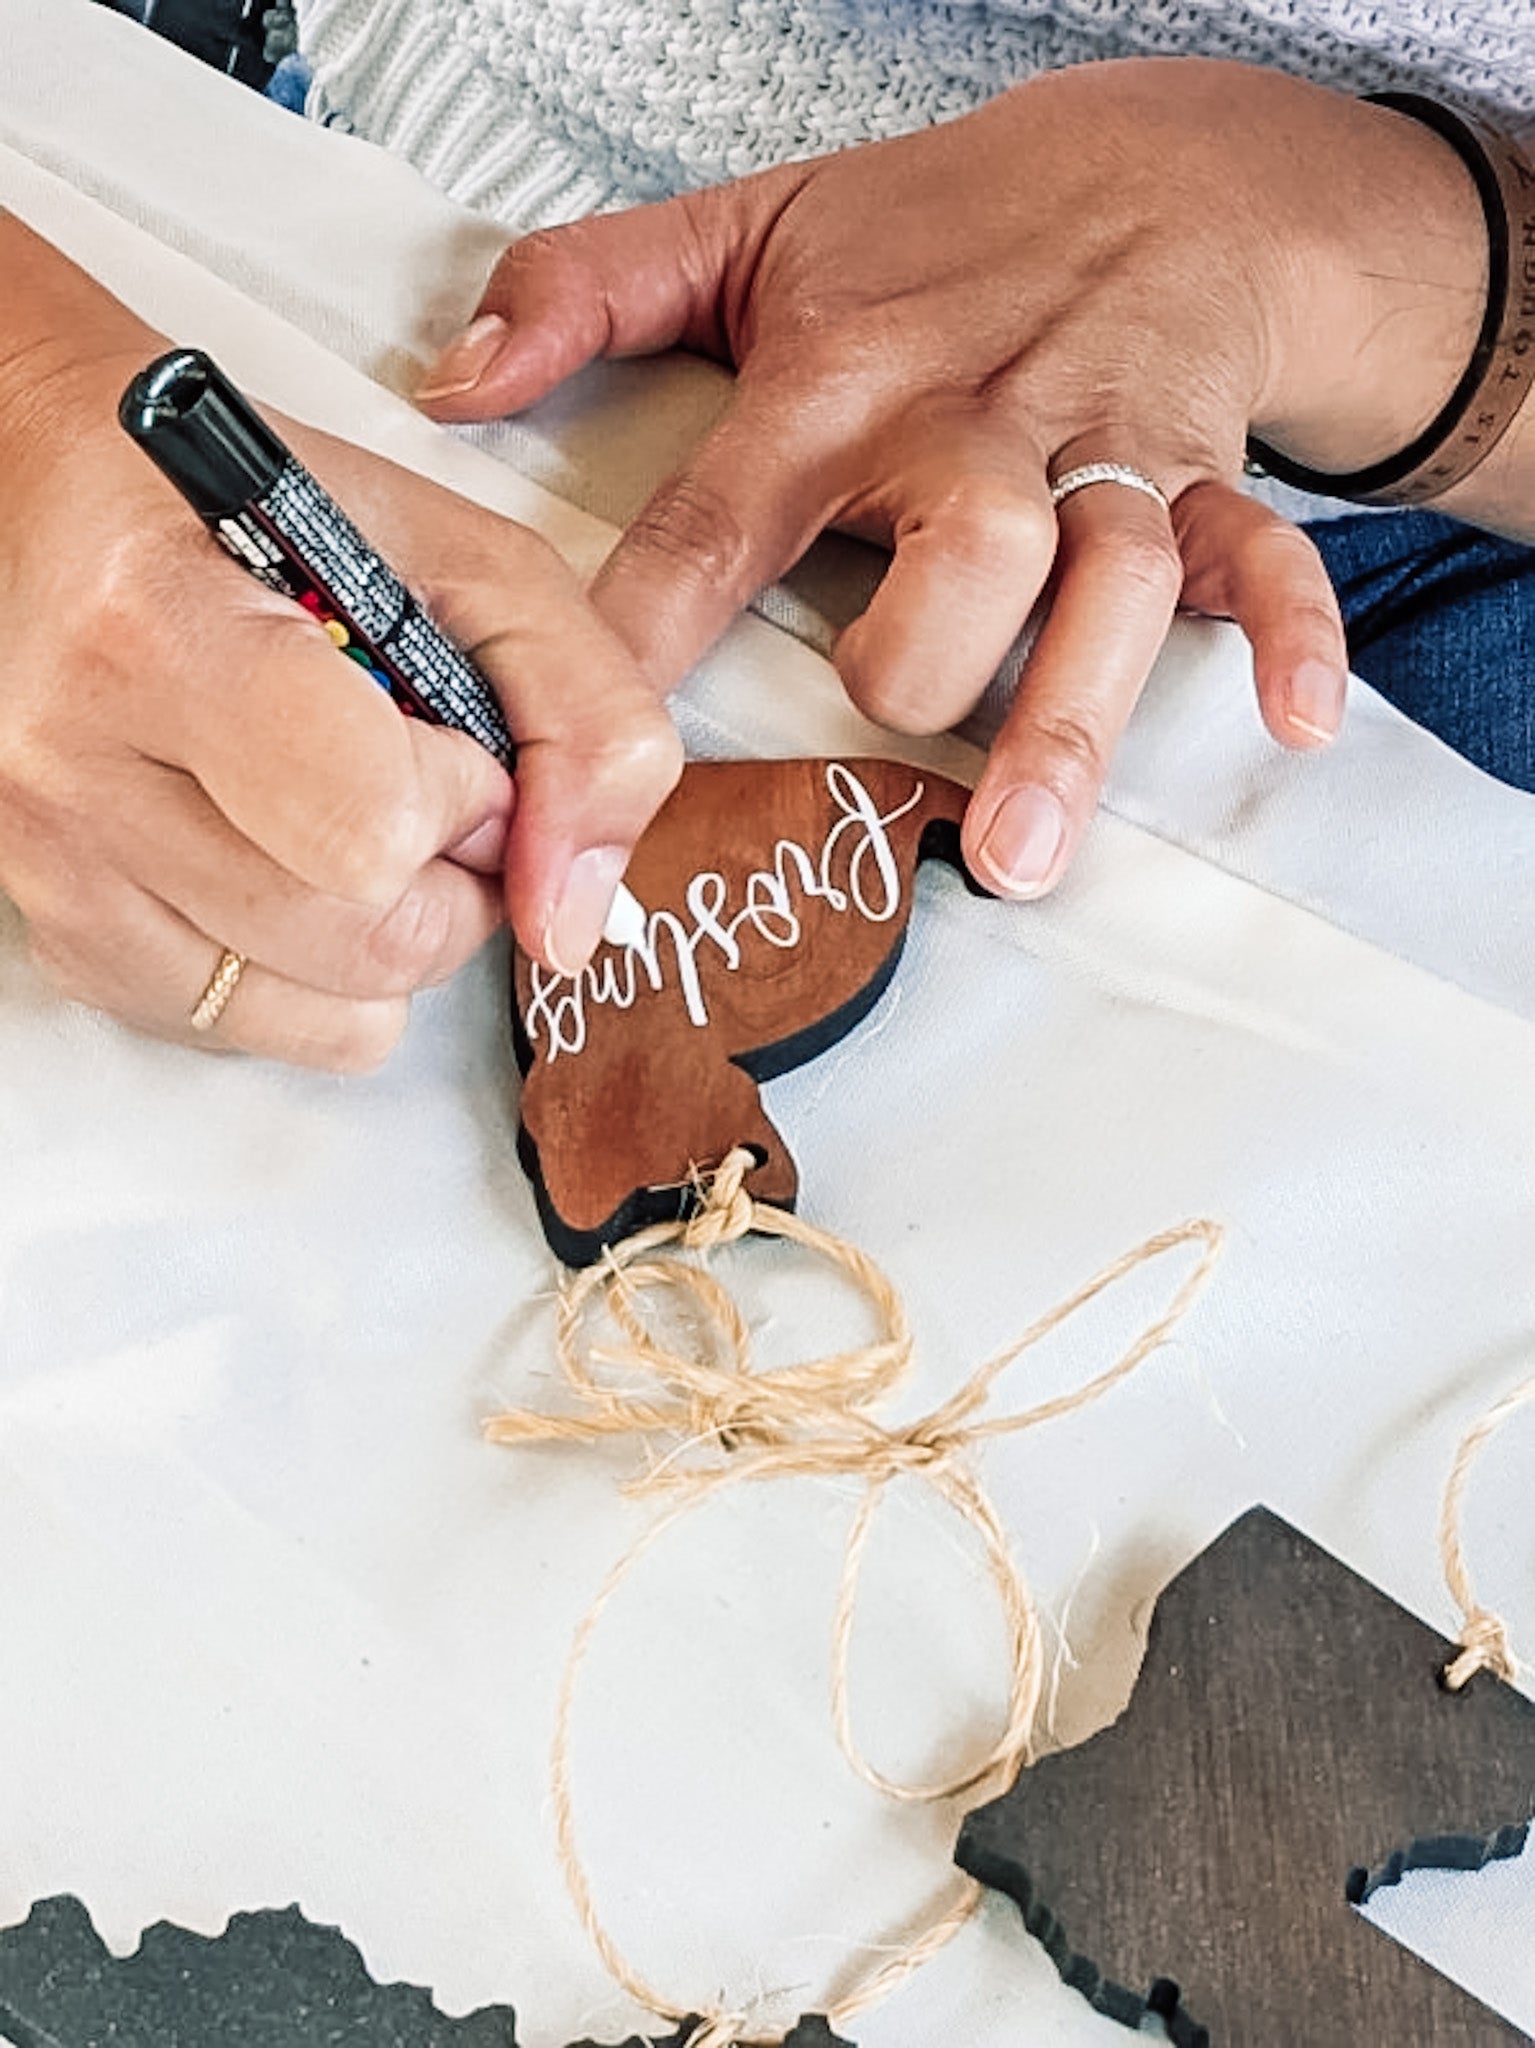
[511,757,979,1265]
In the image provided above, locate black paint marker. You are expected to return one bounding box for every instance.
[121,347,518,759]
[119,347,646,947]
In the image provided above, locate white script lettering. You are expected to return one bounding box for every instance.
[524,763,925,1062]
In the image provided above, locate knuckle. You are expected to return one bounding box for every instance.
[834,619,944,735]
[21,883,115,998]
[558,686,684,776]
[752,327,843,393]
[923,482,1054,578]
[506,227,565,264]
[309,789,430,905]
[843,663,947,738]
[1100,525,1183,605]
[362,885,457,988]
[498,226,579,285]
[1284,593,1346,643]
[1239,517,1328,585]
[25,928,91,1005]
[284,1000,408,1075]
[1025,708,1110,790]
[84,526,193,665]
[624,477,754,593]
[331,1003,408,1074]
[619,711,686,800]
[562,712,686,828]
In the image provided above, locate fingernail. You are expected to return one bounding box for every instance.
[977,785,1067,897]
[543,846,630,977]
[1286,659,1347,745]
[416,313,509,402]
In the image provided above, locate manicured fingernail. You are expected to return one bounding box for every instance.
[544,846,630,977]
[416,313,509,402]
[1286,659,1347,745]
[977,785,1067,897]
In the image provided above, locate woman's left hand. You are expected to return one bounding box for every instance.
[419,59,1485,897]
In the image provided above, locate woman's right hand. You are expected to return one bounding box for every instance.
[0,214,680,1068]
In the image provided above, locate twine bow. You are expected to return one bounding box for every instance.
[485,1151,1225,2044]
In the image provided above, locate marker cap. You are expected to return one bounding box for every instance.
[119,349,287,520]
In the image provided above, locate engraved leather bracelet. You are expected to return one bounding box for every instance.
[1246,92,1535,506]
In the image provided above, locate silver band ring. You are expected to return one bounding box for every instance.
[190,947,247,1032]
[1050,462,1170,514]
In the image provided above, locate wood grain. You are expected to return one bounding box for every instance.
[957,1506,1535,2045]
[512,758,977,1265]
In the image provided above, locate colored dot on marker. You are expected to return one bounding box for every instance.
[324,619,351,648]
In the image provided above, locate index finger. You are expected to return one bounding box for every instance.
[590,381,844,691]
[139,580,512,910]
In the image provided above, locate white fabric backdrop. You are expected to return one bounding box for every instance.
[2,6,1533,2042]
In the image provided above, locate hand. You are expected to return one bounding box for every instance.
[0,215,680,1067]
[419,59,1485,896]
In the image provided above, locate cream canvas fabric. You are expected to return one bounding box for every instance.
[1,5,1533,2041]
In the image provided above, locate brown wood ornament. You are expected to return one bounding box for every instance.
[511,757,980,1265]
[956,1506,1535,2045]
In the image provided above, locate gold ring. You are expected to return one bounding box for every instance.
[1049,461,1170,514]
[190,947,247,1032]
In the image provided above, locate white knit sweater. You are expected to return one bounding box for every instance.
[297,0,1535,235]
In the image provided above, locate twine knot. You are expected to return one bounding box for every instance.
[874,1424,963,1477]
[484,1189,1534,2043]
[484,1192,1227,2045]
[684,2017,749,2048]
[1438,1369,1532,1696]
[680,1149,758,1251]
[1443,1606,1518,1691]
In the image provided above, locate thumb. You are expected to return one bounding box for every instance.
[452,567,683,976]
[415,172,790,421]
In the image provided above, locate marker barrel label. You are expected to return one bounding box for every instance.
[239,458,515,767]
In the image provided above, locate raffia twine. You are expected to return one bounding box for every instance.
[1439,1370,1535,1691]
[484,1150,1226,2047]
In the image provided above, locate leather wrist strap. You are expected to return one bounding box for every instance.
[1246,92,1535,506]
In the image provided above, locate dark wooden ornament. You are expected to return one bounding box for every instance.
[568,2016,854,2048]
[956,1506,1535,2046]
[512,757,979,1265]
[0,1896,520,2046]
[0,1898,856,2048]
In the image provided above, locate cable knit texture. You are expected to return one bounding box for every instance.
[296,0,1535,234]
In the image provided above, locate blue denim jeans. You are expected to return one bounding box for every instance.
[1307,512,1535,791]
